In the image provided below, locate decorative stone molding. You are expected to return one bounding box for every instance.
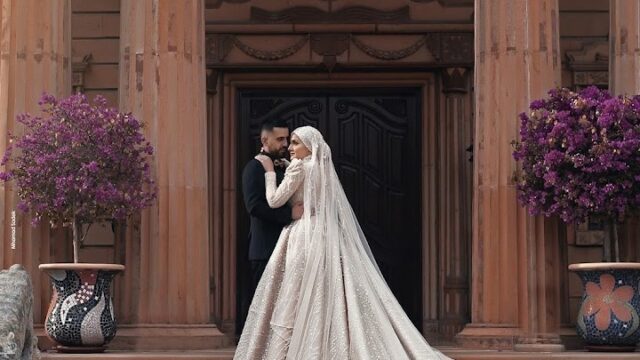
[233,35,309,61]
[310,34,349,71]
[442,67,469,93]
[72,54,92,94]
[0,264,39,359]
[352,35,426,61]
[439,33,473,64]
[205,34,234,64]
[250,6,411,24]
[572,72,608,89]
[207,69,220,95]
[205,32,473,67]
[566,41,608,89]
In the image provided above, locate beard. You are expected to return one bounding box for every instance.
[264,146,289,159]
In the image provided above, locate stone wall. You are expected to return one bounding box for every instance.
[0,265,39,360]
[71,0,120,107]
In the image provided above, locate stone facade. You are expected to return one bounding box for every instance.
[1,0,638,353]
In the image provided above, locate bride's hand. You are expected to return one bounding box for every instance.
[255,154,274,172]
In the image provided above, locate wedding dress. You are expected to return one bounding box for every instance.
[234,126,452,360]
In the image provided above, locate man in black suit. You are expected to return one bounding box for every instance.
[239,118,303,333]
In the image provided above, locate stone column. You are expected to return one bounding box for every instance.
[119,0,211,326]
[438,67,472,339]
[0,0,71,323]
[456,0,565,351]
[609,0,640,262]
[610,0,640,96]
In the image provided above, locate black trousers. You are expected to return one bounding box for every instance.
[237,259,269,337]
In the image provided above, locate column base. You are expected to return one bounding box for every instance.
[36,324,234,351]
[515,333,565,352]
[455,323,522,350]
[515,343,566,352]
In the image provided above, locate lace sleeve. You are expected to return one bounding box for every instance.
[265,159,305,208]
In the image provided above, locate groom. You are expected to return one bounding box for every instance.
[239,118,303,333]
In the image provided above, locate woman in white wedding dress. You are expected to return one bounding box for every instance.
[234,126,452,360]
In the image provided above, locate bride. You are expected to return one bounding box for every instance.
[234,126,452,360]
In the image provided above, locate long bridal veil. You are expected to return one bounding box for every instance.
[287,126,450,359]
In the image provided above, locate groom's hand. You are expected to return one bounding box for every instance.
[291,203,304,220]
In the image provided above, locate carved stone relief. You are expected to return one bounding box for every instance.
[205,34,234,64]
[442,67,469,93]
[233,36,309,61]
[310,34,350,71]
[566,41,609,90]
[206,32,473,67]
[352,35,426,61]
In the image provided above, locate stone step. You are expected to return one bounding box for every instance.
[445,348,640,360]
[40,349,236,360]
[36,325,236,352]
[40,347,640,360]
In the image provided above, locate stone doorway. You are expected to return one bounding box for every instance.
[235,87,423,332]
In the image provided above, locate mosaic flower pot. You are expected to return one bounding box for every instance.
[39,263,124,352]
[569,263,640,352]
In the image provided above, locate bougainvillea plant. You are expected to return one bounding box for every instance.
[0,93,156,262]
[513,86,640,261]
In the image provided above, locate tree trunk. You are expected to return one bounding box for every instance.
[613,220,620,262]
[604,218,621,262]
[72,219,81,263]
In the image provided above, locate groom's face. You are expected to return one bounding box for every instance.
[261,127,289,158]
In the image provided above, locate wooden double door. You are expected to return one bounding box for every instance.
[237,88,422,331]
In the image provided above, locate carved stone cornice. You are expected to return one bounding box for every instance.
[205,32,473,67]
[250,6,411,24]
[352,35,426,61]
[233,35,309,61]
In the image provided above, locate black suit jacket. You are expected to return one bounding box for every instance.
[242,159,291,261]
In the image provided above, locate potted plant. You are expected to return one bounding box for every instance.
[0,93,156,352]
[512,86,640,351]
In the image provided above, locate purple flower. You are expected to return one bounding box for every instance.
[512,86,640,224]
[0,93,157,227]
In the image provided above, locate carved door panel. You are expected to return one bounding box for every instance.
[327,94,422,328]
[237,88,422,330]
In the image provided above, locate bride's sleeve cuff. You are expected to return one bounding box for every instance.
[265,172,276,183]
